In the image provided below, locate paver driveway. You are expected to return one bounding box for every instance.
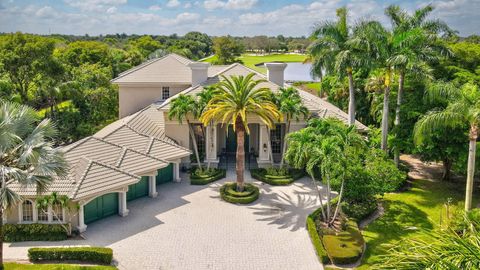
[4,171,325,270]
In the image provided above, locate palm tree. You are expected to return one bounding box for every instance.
[168,94,203,171]
[414,82,479,211]
[200,73,282,191]
[309,7,366,125]
[0,101,68,269]
[385,4,452,164]
[274,87,309,167]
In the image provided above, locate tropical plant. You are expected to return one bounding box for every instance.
[385,4,452,164]
[374,212,480,269]
[0,101,68,269]
[35,192,79,236]
[168,94,203,171]
[273,87,309,167]
[285,118,364,227]
[309,7,369,125]
[200,73,282,191]
[414,82,480,211]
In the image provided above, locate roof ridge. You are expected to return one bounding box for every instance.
[170,53,194,65]
[209,63,237,78]
[116,147,128,168]
[70,158,93,199]
[61,136,93,153]
[111,56,166,83]
[126,124,190,152]
[146,137,155,155]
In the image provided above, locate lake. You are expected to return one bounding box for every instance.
[257,62,318,82]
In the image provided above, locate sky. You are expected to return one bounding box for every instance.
[0,0,478,37]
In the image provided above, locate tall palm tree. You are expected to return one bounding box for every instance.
[0,101,68,269]
[386,4,452,164]
[414,82,479,211]
[309,7,366,125]
[168,94,203,171]
[200,74,282,191]
[274,87,309,167]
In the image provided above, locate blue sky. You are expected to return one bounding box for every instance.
[0,0,478,36]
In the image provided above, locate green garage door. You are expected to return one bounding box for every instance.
[156,164,173,185]
[127,176,149,201]
[84,193,119,225]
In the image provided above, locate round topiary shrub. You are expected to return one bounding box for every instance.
[220,182,259,204]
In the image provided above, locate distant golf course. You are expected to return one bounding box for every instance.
[202,53,308,73]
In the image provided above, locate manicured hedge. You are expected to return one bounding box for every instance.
[190,168,226,185]
[28,247,113,265]
[220,182,259,204]
[322,220,364,265]
[250,168,305,185]
[3,223,67,242]
[306,208,329,264]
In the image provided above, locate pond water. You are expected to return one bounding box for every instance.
[284,62,318,82]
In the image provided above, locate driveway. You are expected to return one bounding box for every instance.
[4,170,325,270]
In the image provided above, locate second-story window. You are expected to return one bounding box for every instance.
[162,87,170,100]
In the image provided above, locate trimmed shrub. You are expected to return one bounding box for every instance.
[28,247,113,264]
[321,220,364,265]
[220,182,259,204]
[250,168,305,186]
[190,168,226,185]
[341,200,378,221]
[306,208,329,264]
[3,223,67,242]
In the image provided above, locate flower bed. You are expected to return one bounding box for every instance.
[307,207,365,266]
[220,182,259,204]
[190,168,226,185]
[250,168,305,185]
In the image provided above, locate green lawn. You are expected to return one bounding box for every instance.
[358,178,478,269]
[202,53,307,73]
[4,263,116,270]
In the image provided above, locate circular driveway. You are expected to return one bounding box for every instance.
[5,171,324,270]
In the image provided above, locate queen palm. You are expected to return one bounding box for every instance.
[309,7,367,125]
[386,4,451,164]
[0,101,68,269]
[169,94,203,171]
[274,87,309,167]
[200,73,282,191]
[414,82,479,211]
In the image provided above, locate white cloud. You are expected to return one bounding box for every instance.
[35,6,58,18]
[166,0,181,8]
[64,0,127,12]
[148,5,161,11]
[184,2,192,8]
[106,6,117,13]
[204,0,257,10]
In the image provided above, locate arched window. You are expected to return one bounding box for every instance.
[22,200,33,222]
[52,203,63,222]
[37,204,48,222]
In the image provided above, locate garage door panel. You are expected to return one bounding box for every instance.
[84,193,119,225]
[156,164,173,185]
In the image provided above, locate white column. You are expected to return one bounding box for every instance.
[32,200,38,223]
[148,175,158,198]
[77,204,87,233]
[258,125,270,161]
[118,191,129,217]
[174,161,181,182]
[206,124,218,162]
[47,205,53,223]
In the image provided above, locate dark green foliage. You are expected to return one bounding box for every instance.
[212,36,244,64]
[321,220,365,265]
[2,224,67,242]
[28,247,113,264]
[341,200,377,221]
[219,183,259,204]
[190,168,226,185]
[306,209,330,264]
[250,168,305,185]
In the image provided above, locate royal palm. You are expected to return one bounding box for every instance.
[200,73,281,191]
[415,82,479,211]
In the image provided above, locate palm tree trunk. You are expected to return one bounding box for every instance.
[347,69,355,126]
[394,71,405,166]
[381,84,391,152]
[326,173,331,222]
[332,178,345,224]
[280,120,290,168]
[311,174,326,222]
[442,158,452,182]
[0,208,4,270]
[236,120,246,192]
[187,120,203,171]
[465,125,477,211]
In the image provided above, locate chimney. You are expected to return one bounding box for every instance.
[264,62,287,86]
[188,62,210,86]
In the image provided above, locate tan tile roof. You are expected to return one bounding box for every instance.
[111,53,194,84]
[69,157,140,200]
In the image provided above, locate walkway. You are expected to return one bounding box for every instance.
[4,170,325,270]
